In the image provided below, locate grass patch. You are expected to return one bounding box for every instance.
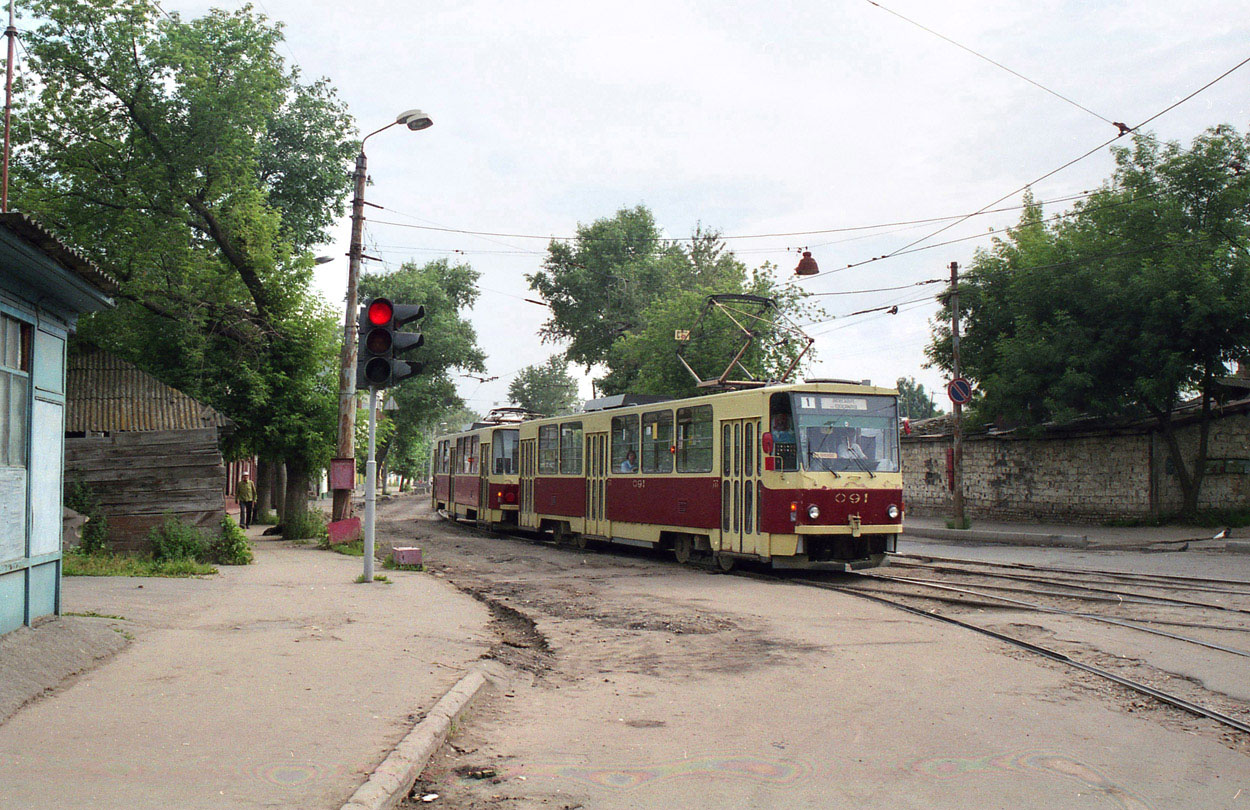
[254,509,279,526]
[64,610,127,620]
[354,573,391,584]
[63,551,216,578]
[945,517,973,530]
[329,538,365,557]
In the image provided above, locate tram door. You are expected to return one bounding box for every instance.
[585,432,609,537]
[477,439,490,524]
[720,419,761,555]
[448,439,459,511]
[519,438,536,529]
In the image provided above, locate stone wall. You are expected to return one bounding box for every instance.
[902,408,1250,523]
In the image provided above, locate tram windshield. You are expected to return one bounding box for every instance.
[492,429,519,475]
[790,393,900,474]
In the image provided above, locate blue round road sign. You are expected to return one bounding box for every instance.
[947,377,973,405]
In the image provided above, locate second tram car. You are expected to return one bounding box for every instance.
[433,382,903,571]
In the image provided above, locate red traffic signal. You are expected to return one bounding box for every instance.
[367,298,394,326]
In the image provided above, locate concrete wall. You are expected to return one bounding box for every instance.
[902,409,1250,523]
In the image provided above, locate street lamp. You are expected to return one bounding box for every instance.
[332,108,433,522]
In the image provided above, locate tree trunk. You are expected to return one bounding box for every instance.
[274,460,288,521]
[256,459,273,516]
[282,457,312,542]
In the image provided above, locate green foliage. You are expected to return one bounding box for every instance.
[65,478,110,555]
[354,573,391,584]
[255,509,279,526]
[508,356,580,415]
[14,0,354,470]
[147,515,209,563]
[63,551,215,577]
[382,554,424,572]
[208,517,254,565]
[528,208,822,397]
[284,507,329,543]
[896,377,941,420]
[928,128,1250,515]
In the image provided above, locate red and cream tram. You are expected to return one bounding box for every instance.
[433,382,903,571]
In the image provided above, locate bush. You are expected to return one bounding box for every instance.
[147,515,208,563]
[65,478,110,555]
[208,517,254,565]
[288,508,329,543]
[254,509,279,526]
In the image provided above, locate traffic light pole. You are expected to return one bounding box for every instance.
[363,386,378,583]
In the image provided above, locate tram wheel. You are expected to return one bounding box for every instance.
[551,523,570,546]
[714,552,736,572]
[673,535,693,564]
[574,533,588,550]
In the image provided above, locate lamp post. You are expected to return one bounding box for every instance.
[332,109,433,522]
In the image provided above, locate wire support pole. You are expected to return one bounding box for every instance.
[363,386,378,583]
[949,261,965,527]
[333,149,369,522]
[2,0,16,212]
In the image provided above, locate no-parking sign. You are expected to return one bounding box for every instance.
[947,377,973,405]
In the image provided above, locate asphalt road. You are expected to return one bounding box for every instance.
[381,498,1250,810]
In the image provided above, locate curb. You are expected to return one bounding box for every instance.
[1227,540,1250,555]
[904,526,1089,549]
[340,668,491,810]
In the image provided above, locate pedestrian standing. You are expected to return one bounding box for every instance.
[237,472,257,529]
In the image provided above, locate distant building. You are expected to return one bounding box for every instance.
[65,345,235,552]
[0,213,115,637]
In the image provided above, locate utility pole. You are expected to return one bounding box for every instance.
[332,151,369,522]
[363,387,379,583]
[949,261,966,527]
[3,0,16,212]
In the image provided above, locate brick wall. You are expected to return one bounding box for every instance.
[902,409,1250,522]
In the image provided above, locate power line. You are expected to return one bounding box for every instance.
[800,50,1250,282]
[807,279,944,297]
[864,0,1120,128]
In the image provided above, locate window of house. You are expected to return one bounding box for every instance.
[641,410,673,474]
[611,414,639,474]
[559,422,583,475]
[538,425,559,474]
[676,405,713,473]
[0,315,31,468]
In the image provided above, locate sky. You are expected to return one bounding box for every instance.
[156,0,1248,415]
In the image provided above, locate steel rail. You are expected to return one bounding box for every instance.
[862,573,1250,658]
[794,577,1250,737]
[894,553,1250,590]
[888,558,1250,597]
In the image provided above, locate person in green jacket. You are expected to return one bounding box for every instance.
[237,472,257,529]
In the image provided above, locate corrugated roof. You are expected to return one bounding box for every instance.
[0,212,119,295]
[66,345,232,432]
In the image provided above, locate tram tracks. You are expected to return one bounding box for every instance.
[787,555,1250,745]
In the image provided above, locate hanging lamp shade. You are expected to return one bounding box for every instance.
[794,250,819,276]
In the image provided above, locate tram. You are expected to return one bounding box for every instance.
[433,382,903,571]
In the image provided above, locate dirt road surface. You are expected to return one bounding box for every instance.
[382,496,1250,810]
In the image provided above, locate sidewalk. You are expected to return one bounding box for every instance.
[904,513,1240,551]
[0,530,492,810]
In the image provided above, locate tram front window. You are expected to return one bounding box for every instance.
[493,429,519,475]
[792,393,900,474]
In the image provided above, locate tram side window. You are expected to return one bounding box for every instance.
[468,437,479,474]
[442,441,451,474]
[641,410,673,474]
[676,405,713,473]
[611,414,639,474]
[769,393,798,471]
[493,429,519,475]
[559,422,583,475]
[538,425,559,474]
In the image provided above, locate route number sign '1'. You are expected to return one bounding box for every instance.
[947,377,973,405]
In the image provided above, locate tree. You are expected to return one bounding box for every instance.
[928,128,1250,517]
[896,377,941,420]
[358,259,488,479]
[528,207,821,396]
[14,0,358,538]
[508,356,581,415]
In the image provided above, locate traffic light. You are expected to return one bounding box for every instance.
[356,298,426,390]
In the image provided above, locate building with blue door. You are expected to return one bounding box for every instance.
[0,213,115,637]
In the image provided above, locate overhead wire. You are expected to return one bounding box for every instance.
[794,49,1250,283]
[864,0,1120,128]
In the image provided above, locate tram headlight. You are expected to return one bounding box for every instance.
[807,505,821,520]
[887,504,900,520]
